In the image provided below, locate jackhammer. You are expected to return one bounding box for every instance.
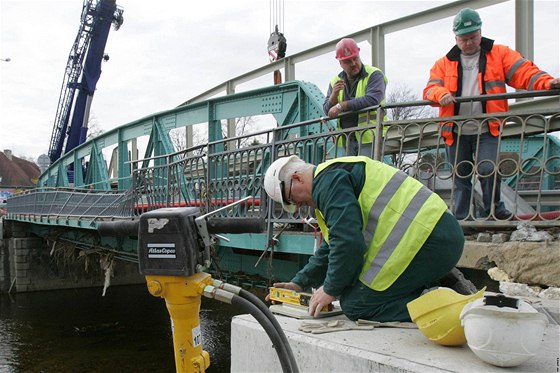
[98,198,299,373]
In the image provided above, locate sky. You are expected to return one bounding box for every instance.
[0,0,558,162]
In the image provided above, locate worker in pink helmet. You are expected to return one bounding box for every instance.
[324,38,388,157]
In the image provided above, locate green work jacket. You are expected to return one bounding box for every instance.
[314,156,448,291]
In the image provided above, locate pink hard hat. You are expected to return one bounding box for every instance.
[335,38,360,60]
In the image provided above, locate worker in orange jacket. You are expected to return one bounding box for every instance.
[423,8,560,224]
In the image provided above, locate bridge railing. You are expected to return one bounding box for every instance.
[7,91,560,229]
[129,90,560,229]
[6,187,134,227]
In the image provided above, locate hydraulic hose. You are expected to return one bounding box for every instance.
[97,219,139,237]
[238,288,299,373]
[231,295,294,373]
[203,286,296,373]
[211,280,299,373]
[205,217,265,234]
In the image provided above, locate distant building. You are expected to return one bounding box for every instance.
[0,149,41,201]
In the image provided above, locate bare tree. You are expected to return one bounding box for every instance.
[169,116,259,153]
[86,116,104,140]
[170,125,217,155]
[385,84,438,167]
[170,128,187,151]
[224,116,261,147]
[386,83,435,121]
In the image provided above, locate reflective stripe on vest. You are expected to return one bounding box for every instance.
[361,171,434,283]
[314,157,448,291]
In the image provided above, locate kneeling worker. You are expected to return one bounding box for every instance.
[264,155,470,322]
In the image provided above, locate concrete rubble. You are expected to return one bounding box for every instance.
[509,222,555,242]
[460,223,560,290]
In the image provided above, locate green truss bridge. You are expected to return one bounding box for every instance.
[3,0,560,285]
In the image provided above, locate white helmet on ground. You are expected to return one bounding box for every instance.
[460,293,549,367]
[264,155,299,214]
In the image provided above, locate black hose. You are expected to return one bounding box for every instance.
[231,294,295,373]
[239,288,299,373]
[206,217,265,234]
[212,281,299,372]
[97,219,139,237]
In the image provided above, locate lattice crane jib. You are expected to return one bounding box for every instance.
[47,0,124,165]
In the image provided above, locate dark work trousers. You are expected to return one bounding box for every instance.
[339,211,464,322]
[447,132,508,219]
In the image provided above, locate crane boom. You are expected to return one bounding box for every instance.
[47,0,123,164]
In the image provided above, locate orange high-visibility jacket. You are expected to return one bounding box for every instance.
[423,37,555,145]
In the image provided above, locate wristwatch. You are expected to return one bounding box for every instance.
[336,103,343,111]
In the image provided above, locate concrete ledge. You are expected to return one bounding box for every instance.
[231,312,559,372]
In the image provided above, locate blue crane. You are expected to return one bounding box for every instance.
[47,0,124,165]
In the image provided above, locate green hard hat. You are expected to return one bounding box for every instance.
[453,8,482,35]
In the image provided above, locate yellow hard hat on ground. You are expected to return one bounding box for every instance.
[407,287,485,346]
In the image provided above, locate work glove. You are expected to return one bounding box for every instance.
[299,320,373,334]
[298,319,417,334]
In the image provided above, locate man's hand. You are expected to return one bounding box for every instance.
[439,93,456,106]
[308,286,335,318]
[549,78,560,89]
[332,80,345,97]
[265,282,302,302]
[327,103,343,118]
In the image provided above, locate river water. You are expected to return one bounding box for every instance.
[0,270,498,373]
[0,284,246,373]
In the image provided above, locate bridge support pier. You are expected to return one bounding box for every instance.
[2,237,44,293]
[0,236,12,293]
[1,220,145,294]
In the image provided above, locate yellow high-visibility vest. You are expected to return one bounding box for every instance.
[314,157,448,291]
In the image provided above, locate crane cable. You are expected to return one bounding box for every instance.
[270,0,284,36]
[268,0,287,84]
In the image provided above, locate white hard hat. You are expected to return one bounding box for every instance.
[264,155,299,214]
[460,293,548,367]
